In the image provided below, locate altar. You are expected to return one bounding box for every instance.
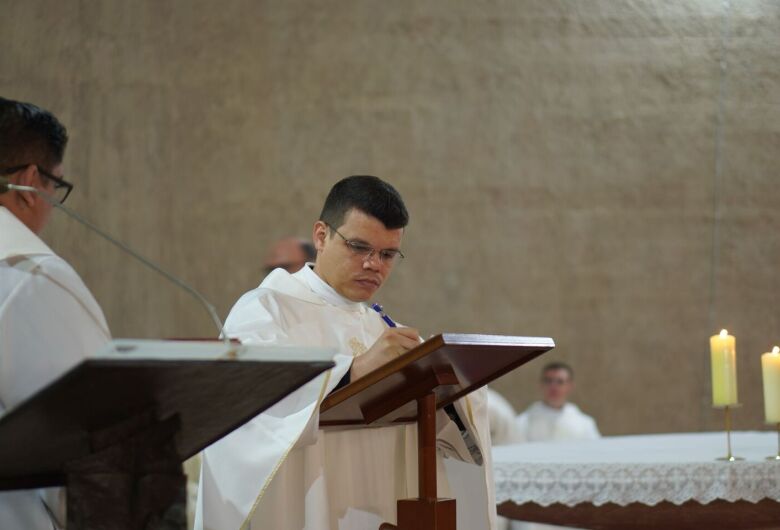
[493,431,780,530]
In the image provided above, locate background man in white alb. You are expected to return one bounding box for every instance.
[0,97,111,529]
[485,387,522,446]
[509,362,599,530]
[262,236,317,275]
[515,362,600,442]
[197,175,495,530]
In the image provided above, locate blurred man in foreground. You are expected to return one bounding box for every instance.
[0,96,111,528]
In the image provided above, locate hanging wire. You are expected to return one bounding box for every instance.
[702,0,733,429]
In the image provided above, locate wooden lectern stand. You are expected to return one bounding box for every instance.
[320,333,555,530]
[0,339,335,529]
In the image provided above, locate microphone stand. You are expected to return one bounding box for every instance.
[2,179,232,350]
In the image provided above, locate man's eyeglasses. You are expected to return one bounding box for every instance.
[325,223,405,265]
[1,164,74,204]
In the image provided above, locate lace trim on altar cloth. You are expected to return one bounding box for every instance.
[494,462,780,507]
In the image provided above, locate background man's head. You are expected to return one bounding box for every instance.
[313,175,408,302]
[0,97,69,233]
[264,237,316,274]
[540,361,574,409]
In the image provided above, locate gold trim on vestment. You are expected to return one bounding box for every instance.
[465,395,476,427]
[239,369,333,530]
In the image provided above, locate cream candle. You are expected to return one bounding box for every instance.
[710,329,738,406]
[762,346,780,423]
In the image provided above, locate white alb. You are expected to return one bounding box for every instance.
[196,265,496,530]
[0,206,111,529]
[515,401,600,443]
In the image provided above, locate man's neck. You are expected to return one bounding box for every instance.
[299,264,362,309]
[0,206,54,261]
[0,203,38,234]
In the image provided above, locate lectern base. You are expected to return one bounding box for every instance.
[67,473,185,530]
[65,412,186,530]
[380,498,456,530]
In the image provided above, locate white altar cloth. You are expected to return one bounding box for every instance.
[493,431,780,508]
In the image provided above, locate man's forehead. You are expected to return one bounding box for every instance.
[340,209,404,238]
[543,368,571,378]
[340,207,376,225]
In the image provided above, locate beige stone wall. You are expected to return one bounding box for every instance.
[2,1,778,435]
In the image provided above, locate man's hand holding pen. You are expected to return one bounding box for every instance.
[351,327,421,379]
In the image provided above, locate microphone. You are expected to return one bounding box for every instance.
[0,175,233,350]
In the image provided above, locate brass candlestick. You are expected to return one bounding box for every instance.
[716,405,744,461]
[768,423,780,461]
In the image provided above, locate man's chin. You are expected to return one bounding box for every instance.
[346,283,380,303]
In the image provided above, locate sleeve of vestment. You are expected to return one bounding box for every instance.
[586,416,601,439]
[0,255,110,412]
[513,411,531,443]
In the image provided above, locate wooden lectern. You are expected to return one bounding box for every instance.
[0,339,335,529]
[320,333,555,530]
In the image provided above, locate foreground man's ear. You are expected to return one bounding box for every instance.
[15,165,39,208]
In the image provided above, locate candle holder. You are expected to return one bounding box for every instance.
[767,423,780,461]
[715,405,744,461]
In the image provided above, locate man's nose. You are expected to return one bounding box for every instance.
[362,251,382,270]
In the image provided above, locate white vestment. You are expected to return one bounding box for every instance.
[485,388,521,446]
[0,207,111,529]
[514,402,600,443]
[509,402,600,530]
[449,389,519,530]
[196,265,496,530]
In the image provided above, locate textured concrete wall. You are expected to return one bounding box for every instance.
[2,1,778,435]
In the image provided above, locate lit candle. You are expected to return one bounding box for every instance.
[762,346,780,423]
[710,329,738,406]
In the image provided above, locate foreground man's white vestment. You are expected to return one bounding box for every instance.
[196,265,496,530]
[0,207,111,529]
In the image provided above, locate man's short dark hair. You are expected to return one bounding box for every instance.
[0,97,68,171]
[319,175,409,230]
[542,361,574,380]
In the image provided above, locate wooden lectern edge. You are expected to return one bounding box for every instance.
[0,354,335,490]
[360,365,460,424]
[319,348,549,427]
[0,473,62,492]
[439,333,555,348]
[320,333,555,418]
[320,334,446,412]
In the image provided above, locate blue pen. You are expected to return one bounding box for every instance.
[371,303,397,328]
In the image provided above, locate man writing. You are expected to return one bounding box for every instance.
[0,97,111,528]
[197,176,495,529]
